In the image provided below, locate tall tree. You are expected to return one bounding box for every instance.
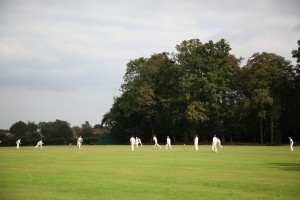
[285,40,300,141]
[80,121,93,137]
[10,121,27,137]
[175,39,240,140]
[39,119,72,139]
[291,40,300,64]
[101,38,295,144]
[241,52,293,144]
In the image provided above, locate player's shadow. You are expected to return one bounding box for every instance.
[269,163,300,171]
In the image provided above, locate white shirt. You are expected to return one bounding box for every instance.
[130,137,136,144]
[153,136,157,143]
[212,137,218,145]
[167,137,171,144]
[194,136,199,144]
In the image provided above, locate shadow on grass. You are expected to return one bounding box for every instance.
[269,163,300,171]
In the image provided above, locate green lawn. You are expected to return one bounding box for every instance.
[0,145,299,200]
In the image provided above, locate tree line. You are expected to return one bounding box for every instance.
[101,39,300,145]
[0,120,103,146]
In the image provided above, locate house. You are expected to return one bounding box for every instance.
[92,127,111,135]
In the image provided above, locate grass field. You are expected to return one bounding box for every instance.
[0,145,299,200]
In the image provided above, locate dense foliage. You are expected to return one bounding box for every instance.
[102,39,300,144]
[0,120,102,146]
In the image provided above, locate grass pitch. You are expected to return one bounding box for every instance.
[0,145,299,200]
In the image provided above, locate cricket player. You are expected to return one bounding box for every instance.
[130,136,136,152]
[16,139,21,149]
[77,136,83,148]
[217,138,223,148]
[35,140,44,148]
[212,135,218,153]
[194,135,199,151]
[289,137,294,151]
[135,137,143,148]
[166,136,172,150]
[153,135,161,149]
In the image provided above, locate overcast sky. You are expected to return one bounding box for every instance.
[0,0,299,129]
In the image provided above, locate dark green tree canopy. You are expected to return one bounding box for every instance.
[102,39,299,144]
[10,121,28,137]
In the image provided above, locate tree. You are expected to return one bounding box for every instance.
[284,40,300,142]
[241,52,293,144]
[26,121,38,145]
[120,53,183,139]
[291,40,300,65]
[93,124,102,128]
[27,121,38,135]
[10,121,27,137]
[39,119,72,140]
[80,121,93,137]
[175,39,241,141]
[103,38,243,143]
[101,38,296,144]
[0,129,7,140]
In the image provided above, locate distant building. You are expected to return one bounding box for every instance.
[92,128,115,144]
[92,128,111,134]
[71,127,111,138]
[5,133,14,138]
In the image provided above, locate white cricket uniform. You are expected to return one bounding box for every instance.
[35,140,44,148]
[212,136,218,153]
[77,137,83,148]
[153,136,161,149]
[217,138,222,148]
[136,137,143,148]
[290,138,294,151]
[166,137,172,150]
[130,137,136,151]
[194,136,199,151]
[135,137,139,148]
[16,139,21,149]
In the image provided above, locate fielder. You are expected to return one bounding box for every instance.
[166,136,172,150]
[130,136,136,152]
[35,140,44,148]
[289,137,294,151]
[153,135,161,149]
[217,138,223,148]
[16,139,21,149]
[135,137,143,148]
[194,135,199,151]
[77,136,83,148]
[212,135,218,153]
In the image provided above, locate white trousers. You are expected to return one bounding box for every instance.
[195,143,198,151]
[166,143,172,150]
[154,143,161,149]
[212,144,217,152]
